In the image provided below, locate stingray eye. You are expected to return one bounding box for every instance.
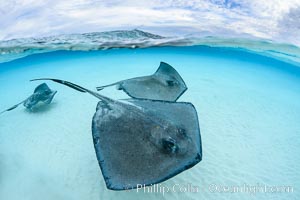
[166,80,175,87]
[162,137,178,154]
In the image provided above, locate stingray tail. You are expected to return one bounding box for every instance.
[96,81,121,91]
[0,101,24,114]
[31,78,114,103]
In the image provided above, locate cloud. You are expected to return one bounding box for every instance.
[0,0,299,45]
[277,6,300,45]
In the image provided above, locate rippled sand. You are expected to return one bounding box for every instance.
[0,46,299,200]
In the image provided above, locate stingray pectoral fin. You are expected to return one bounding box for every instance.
[34,83,51,93]
[0,101,24,114]
[31,78,114,104]
[156,62,187,88]
[155,62,178,76]
[44,91,57,104]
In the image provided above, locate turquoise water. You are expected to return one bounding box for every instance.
[0,46,300,200]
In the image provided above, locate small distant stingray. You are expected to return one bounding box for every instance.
[96,62,187,102]
[0,83,57,114]
[31,78,202,190]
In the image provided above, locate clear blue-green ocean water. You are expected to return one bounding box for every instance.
[0,45,299,200]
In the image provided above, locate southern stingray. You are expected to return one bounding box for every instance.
[96,62,187,102]
[0,83,57,114]
[31,78,202,190]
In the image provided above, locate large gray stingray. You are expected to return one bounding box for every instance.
[0,83,57,114]
[31,78,202,190]
[96,62,187,102]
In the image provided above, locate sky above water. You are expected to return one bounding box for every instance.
[0,0,300,46]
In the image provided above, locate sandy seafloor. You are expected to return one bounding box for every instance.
[0,46,299,200]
